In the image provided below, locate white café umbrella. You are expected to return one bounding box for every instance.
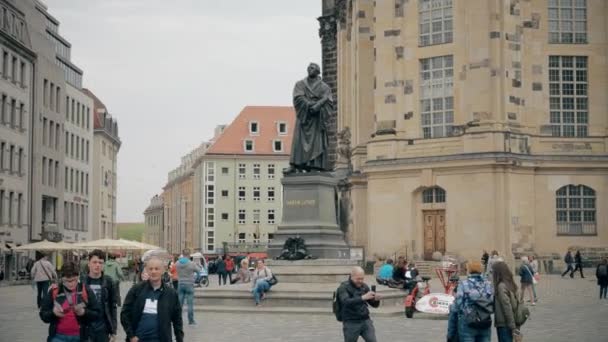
[118,239,161,251]
[73,238,143,250]
[14,240,75,251]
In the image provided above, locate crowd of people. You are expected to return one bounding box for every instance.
[30,248,277,341]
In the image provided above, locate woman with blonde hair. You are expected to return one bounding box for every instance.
[230,258,251,284]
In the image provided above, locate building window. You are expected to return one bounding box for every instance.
[420,55,454,138]
[238,209,246,224]
[422,187,446,203]
[221,167,229,175]
[253,164,260,179]
[419,0,453,47]
[268,164,275,179]
[244,139,254,152]
[238,187,246,201]
[273,140,283,152]
[253,209,260,224]
[549,0,587,44]
[268,209,275,224]
[221,213,229,220]
[249,121,259,135]
[277,121,287,135]
[0,190,3,224]
[549,56,588,137]
[253,187,260,201]
[238,163,246,179]
[556,184,596,235]
[221,190,229,197]
[268,233,274,242]
[206,208,214,228]
[207,231,215,251]
[268,187,275,202]
[206,162,215,182]
[238,232,246,243]
[206,185,214,205]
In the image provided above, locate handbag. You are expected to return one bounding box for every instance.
[524,265,537,285]
[264,269,278,286]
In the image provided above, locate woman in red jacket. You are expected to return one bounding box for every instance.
[225,256,235,283]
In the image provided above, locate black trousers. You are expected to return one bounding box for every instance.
[600,285,607,299]
[218,272,227,285]
[343,319,377,342]
[36,280,50,309]
[571,263,584,278]
[562,264,574,277]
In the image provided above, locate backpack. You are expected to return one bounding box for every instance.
[598,264,608,277]
[462,280,494,329]
[51,283,89,304]
[511,291,530,327]
[332,283,350,322]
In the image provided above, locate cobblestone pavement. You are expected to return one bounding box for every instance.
[1,272,607,342]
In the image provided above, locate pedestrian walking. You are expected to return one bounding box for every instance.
[596,257,608,299]
[493,261,523,342]
[225,256,235,283]
[528,255,539,302]
[486,250,503,279]
[337,266,380,342]
[571,250,585,278]
[39,261,102,342]
[451,261,494,342]
[82,249,117,342]
[176,249,201,325]
[121,256,184,342]
[216,256,227,286]
[481,250,489,273]
[103,253,125,307]
[251,260,275,306]
[31,253,57,309]
[519,257,535,306]
[561,250,575,278]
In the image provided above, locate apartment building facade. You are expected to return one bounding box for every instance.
[143,194,163,247]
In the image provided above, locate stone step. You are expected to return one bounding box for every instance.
[190,305,447,320]
[194,287,407,308]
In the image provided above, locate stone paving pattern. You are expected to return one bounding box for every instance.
[1,272,607,341]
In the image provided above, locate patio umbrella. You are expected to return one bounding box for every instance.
[73,238,143,250]
[14,240,75,251]
[119,239,161,250]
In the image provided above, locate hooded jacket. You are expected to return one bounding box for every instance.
[176,257,201,286]
[103,260,125,283]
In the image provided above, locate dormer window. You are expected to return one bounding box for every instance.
[244,139,254,152]
[277,121,287,135]
[249,121,259,135]
[273,140,283,152]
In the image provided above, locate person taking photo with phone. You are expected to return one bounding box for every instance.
[337,267,381,342]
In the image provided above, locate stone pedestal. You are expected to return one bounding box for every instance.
[267,173,350,259]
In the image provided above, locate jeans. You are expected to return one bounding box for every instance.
[342,319,377,342]
[178,284,195,324]
[113,280,121,306]
[600,285,607,299]
[36,280,50,309]
[457,316,491,342]
[252,279,270,304]
[50,334,80,342]
[218,272,227,286]
[496,327,513,342]
[531,282,538,301]
[562,264,574,277]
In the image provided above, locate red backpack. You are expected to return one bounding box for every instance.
[51,283,89,304]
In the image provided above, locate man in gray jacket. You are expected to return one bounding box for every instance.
[176,249,201,325]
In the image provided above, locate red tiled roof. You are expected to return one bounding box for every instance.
[206,106,295,156]
[82,88,107,129]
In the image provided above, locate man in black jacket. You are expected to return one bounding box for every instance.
[338,267,381,342]
[39,261,102,342]
[562,250,575,278]
[121,256,183,342]
[82,249,117,342]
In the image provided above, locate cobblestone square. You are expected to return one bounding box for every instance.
[1,273,607,341]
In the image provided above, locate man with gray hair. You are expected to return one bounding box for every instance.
[337,266,381,342]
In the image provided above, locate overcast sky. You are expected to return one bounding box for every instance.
[44,0,321,222]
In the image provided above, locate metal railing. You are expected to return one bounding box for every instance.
[557,222,597,236]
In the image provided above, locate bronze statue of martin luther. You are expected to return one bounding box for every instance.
[284,63,333,174]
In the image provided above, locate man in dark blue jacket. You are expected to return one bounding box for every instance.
[338,267,381,342]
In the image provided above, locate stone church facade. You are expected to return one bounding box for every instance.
[320,0,608,263]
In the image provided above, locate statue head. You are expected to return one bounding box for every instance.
[307,63,321,78]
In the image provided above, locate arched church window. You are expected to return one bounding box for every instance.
[422,187,446,204]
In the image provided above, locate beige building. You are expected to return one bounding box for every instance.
[0,0,36,278]
[323,0,608,262]
[193,106,294,255]
[62,83,93,243]
[84,89,120,240]
[143,194,163,246]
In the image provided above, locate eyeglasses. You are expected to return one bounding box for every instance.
[62,277,79,284]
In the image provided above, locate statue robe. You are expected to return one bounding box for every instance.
[290,77,333,171]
